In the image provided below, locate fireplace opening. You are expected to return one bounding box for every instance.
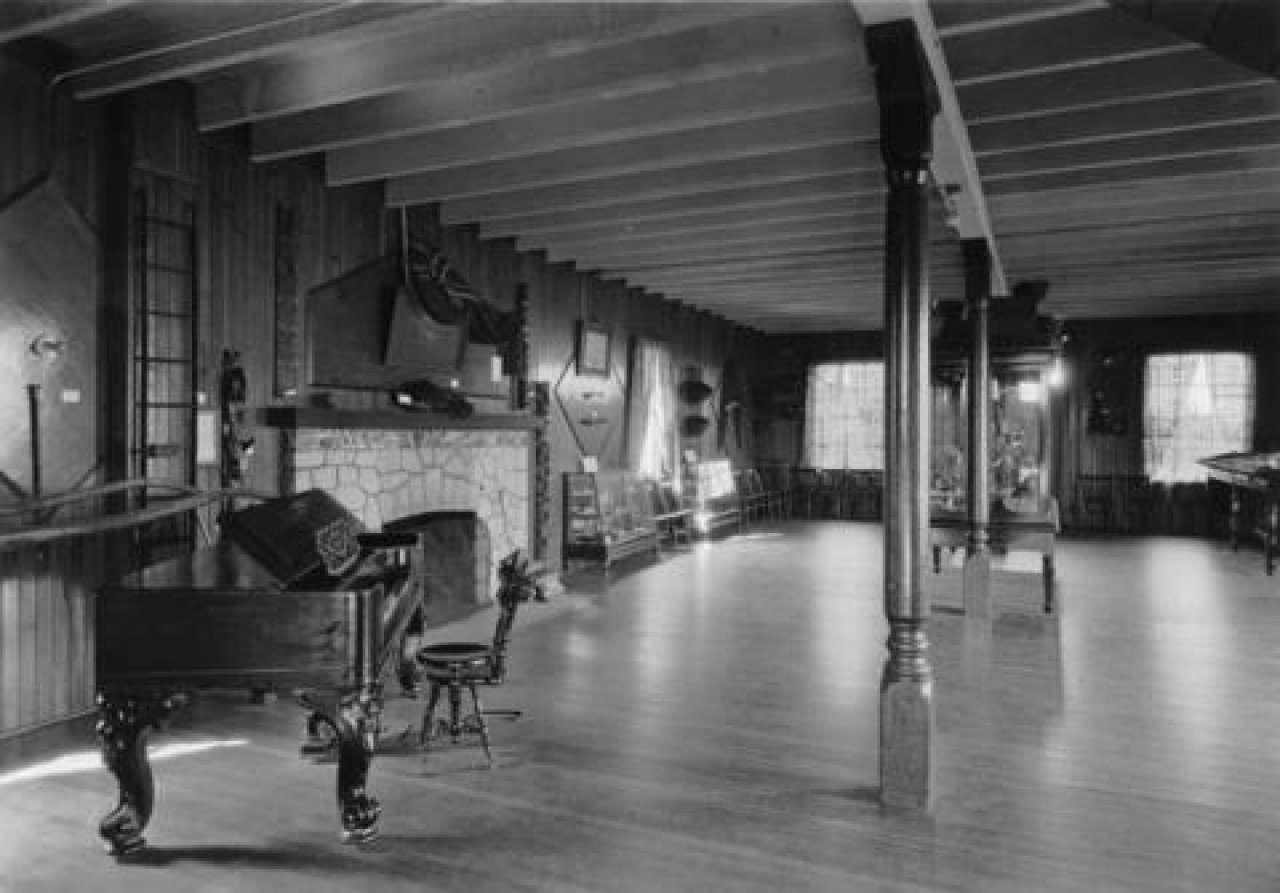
[384,510,491,629]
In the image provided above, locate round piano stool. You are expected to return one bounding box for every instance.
[417,643,496,765]
[412,549,547,767]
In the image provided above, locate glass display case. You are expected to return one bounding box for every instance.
[563,471,659,570]
[931,350,1056,514]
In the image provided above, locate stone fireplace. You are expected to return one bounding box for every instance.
[263,407,540,605]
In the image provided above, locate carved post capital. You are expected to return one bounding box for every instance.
[866,19,939,183]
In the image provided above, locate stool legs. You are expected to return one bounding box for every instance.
[467,682,493,765]
[418,675,493,765]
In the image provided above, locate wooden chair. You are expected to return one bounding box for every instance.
[415,550,546,764]
[1076,474,1116,532]
[792,467,821,518]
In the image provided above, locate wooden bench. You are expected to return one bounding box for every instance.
[644,480,693,548]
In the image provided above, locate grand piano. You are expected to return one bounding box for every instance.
[1199,450,1280,574]
[95,490,423,855]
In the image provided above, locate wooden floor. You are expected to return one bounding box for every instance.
[3,522,1280,892]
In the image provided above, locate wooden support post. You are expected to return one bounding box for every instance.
[963,239,992,619]
[867,19,937,812]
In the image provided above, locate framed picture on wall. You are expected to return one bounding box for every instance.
[576,319,611,377]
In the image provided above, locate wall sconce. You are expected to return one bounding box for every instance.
[29,334,67,360]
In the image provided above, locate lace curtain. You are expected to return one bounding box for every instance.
[804,361,885,469]
[626,338,677,482]
[1143,352,1254,483]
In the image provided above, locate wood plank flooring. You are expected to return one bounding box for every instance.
[3,522,1280,892]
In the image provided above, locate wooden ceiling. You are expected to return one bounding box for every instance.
[4,0,1279,333]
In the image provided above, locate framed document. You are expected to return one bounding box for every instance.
[576,319,611,377]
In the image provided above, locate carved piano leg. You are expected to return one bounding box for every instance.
[299,690,382,845]
[95,692,182,857]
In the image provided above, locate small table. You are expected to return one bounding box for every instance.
[1199,451,1280,575]
[930,496,1060,613]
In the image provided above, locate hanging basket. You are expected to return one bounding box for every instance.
[682,415,710,438]
[678,380,713,405]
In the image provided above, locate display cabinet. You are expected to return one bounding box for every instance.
[563,471,659,571]
[930,283,1062,514]
[929,284,1063,611]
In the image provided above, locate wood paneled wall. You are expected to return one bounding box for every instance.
[0,55,764,744]
[1055,314,1280,535]
[406,205,763,568]
[0,539,103,739]
[0,56,107,741]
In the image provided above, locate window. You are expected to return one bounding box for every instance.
[626,338,677,483]
[804,361,884,469]
[1143,352,1254,483]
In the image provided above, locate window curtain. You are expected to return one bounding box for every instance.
[803,361,885,469]
[626,338,677,482]
[1143,351,1254,483]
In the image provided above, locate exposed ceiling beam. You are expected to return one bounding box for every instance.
[494,198,883,246]
[602,249,872,282]
[67,1,439,99]
[971,82,1280,156]
[263,55,860,164]
[985,148,1280,195]
[566,231,876,269]
[851,0,1008,294]
[0,0,142,43]
[532,218,880,260]
[987,167,1280,222]
[473,173,887,236]
[1108,0,1280,80]
[979,119,1280,180]
[419,146,884,218]
[522,213,881,258]
[933,0,1105,37]
[329,101,877,190]
[254,32,859,161]
[945,4,1186,86]
[959,47,1267,124]
[199,3,849,130]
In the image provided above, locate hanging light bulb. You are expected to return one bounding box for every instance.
[1047,356,1065,388]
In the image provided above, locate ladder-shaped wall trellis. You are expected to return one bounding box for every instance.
[129,182,198,567]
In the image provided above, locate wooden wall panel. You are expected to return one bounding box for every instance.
[0,539,103,740]
[396,204,763,570]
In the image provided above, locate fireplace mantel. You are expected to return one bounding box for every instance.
[259,406,542,431]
